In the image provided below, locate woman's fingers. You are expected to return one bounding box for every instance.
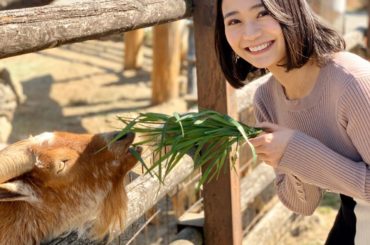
[249,132,273,147]
[255,121,280,133]
[249,135,264,147]
[248,124,295,168]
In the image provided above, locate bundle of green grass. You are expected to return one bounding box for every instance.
[113,109,262,187]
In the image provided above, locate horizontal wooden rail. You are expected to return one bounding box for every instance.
[0,0,192,59]
[125,156,194,228]
[169,227,203,245]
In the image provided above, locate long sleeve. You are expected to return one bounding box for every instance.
[251,52,370,216]
[278,76,370,203]
[254,94,323,215]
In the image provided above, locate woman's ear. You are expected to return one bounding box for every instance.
[0,181,38,203]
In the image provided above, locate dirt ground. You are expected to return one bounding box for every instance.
[0,1,368,242]
[1,38,188,143]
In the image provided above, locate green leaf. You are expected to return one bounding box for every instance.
[173,112,185,137]
[116,109,262,188]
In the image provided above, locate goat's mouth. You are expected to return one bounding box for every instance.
[129,145,142,155]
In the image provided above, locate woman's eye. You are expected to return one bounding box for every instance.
[257,10,269,18]
[226,19,240,26]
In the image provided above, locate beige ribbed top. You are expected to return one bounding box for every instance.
[253,51,370,215]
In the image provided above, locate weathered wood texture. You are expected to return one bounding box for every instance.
[124,29,144,70]
[236,74,269,123]
[193,0,242,244]
[125,156,193,228]
[43,156,194,244]
[175,163,276,238]
[151,21,182,104]
[0,0,192,58]
[170,227,203,245]
[0,0,54,10]
[240,164,275,230]
[242,202,314,245]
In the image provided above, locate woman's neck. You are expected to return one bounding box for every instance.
[268,60,321,100]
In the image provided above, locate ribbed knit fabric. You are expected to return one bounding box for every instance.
[253,51,370,245]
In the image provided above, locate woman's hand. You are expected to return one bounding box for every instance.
[249,122,295,168]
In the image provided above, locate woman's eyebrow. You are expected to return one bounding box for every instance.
[224,11,238,19]
[223,3,264,19]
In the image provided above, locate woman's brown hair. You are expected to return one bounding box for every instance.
[215,0,345,88]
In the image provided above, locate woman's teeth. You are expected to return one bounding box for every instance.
[248,41,272,52]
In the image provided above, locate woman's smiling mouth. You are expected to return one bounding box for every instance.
[246,41,274,54]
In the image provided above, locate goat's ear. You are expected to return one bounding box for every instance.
[0,181,38,203]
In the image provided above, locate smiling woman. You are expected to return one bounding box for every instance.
[215,0,344,88]
[214,0,370,245]
[222,0,286,70]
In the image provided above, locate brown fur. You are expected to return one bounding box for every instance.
[0,131,140,244]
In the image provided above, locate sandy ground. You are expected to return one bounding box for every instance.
[1,38,188,144]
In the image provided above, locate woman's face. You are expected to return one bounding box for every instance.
[222,0,286,70]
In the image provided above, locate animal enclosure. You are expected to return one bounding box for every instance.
[0,0,370,244]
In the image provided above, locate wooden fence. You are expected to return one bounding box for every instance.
[1,0,369,244]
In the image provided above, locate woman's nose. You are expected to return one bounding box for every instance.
[242,22,262,41]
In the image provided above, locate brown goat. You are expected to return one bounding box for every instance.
[0,131,140,244]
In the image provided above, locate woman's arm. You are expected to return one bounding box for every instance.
[253,94,323,215]
[277,77,370,203]
[253,76,370,215]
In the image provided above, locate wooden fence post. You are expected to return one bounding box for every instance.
[193,0,243,244]
[124,29,144,70]
[151,21,182,105]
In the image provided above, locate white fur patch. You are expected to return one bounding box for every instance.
[35,156,44,168]
[32,132,55,145]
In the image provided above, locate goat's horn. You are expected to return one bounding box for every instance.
[0,140,35,184]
